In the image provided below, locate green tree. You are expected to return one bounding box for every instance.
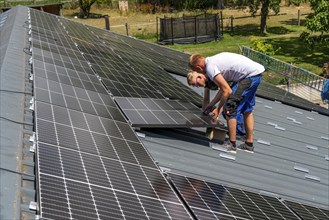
[79,0,112,18]
[246,0,306,34]
[299,0,329,48]
[79,0,96,18]
[248,0,281,34]
[305,0,329,34]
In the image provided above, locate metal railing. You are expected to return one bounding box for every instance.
[241,46,328,108]
[241,46,325,92]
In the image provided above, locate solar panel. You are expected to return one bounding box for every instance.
[115,97,221,128]
[72,21,190,76]
[284,200,329,219]
[55,15,202,105]
[0,9,13,67]
[168,173,303,220]
[30,8,194,219]
[35,101,155,167]
[115,35,190,75]
[34,76,127,121]
[37,142,193,219]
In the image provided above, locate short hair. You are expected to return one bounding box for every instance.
[187,70,198,86]
[188,54,204,69]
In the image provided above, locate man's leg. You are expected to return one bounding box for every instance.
[243,111,254,143]
[238,111,254,152]
[237,75,262,152]
[223,81,245,152]
[219,116,236,153]
[227,117,237,142]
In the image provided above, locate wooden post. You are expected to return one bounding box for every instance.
[104,15,110,30]
[194,16,197,44]
[125,23,129,36]
[171,16,174,45]
[204,11,207,36]
[297,9,300,26]
[183,17,186,39]
[220,11,224,36]
[215,13,219,40]
[156,16,159,42]
[59,4,63,17]
[230,16,233,32]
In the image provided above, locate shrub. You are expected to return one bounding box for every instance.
[250,36,280,55]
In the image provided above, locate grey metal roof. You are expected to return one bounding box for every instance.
[139,76,329,209]
[0,6,35,220]
[1,6,328,220]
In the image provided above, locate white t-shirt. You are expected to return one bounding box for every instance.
[205,52,265,82]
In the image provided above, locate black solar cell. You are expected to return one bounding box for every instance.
[31,10,194,219]
[115,97,220,128]
[284,200,329,220]
[37,142,192,219]
[168,173,304,220]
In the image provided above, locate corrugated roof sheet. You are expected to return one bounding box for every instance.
[140,76,329,209]
[0,7,35,219]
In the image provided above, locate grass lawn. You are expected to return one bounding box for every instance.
[62,3,328,75]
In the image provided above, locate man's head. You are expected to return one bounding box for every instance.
[187,71,207,87]
[189,54,206,73]
[323,63,329,77]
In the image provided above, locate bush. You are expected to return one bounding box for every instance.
[250,36,280,56]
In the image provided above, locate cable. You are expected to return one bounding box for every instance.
[0,167,34,177]
[0,116,33,126]
[0,89,32,95]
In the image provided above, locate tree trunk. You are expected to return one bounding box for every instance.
[260,0,270,34]
[79,7,90,18]
[217,0,224,9]
[151,0,157,14]
[79,0,96,18]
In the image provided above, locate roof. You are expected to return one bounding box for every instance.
[0,7,35,219]
[140,87,329,208]
[1,6,328,220]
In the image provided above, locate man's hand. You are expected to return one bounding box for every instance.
[211,108,220,119]
[202,104,213,115]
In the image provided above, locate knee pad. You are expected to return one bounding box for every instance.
[224,97,239,117]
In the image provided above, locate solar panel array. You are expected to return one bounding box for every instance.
[0,9,12,66]
[30,8,193,220]
[0,10,9,31]
[26,7,329,220]
[283,200,329,220]
[109,34,191,75]
[57,16,202,105]
[115,97,221,128]
[168,173,309,220]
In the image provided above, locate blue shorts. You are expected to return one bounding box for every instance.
[224,74,262,119]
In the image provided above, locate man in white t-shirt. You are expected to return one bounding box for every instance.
[187,52,265,153]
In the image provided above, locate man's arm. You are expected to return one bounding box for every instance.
[203,89,222,113]
[202,87,210,112]
[211,74,232,118]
